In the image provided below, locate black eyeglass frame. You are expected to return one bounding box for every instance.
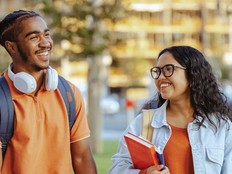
[150,64,186,79]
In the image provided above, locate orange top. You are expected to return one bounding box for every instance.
[163,124,194,174]
[2,73,90,174]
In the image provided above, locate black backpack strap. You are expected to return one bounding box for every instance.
[58,76,76,129]
[0,77,14,156]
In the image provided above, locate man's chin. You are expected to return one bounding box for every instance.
[35,64,49,71]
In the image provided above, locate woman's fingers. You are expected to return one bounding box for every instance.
[146,165,170,174]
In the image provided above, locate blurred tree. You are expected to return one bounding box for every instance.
[0,47,11,74]
[39,0,125,153]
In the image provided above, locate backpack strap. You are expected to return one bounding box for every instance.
[0,77,14,156]
[142,110,155,142]
[58,76,76,129]
[142,109,166,166]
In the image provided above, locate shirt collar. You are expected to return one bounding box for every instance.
[3,71,46,97]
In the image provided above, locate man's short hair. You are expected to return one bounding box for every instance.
[0,10,40,48]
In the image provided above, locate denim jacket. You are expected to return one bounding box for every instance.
[108,101,232,174]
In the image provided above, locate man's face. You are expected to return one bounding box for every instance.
[15,16,53,71]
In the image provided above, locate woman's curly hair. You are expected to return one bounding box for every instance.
[144,46,232,129]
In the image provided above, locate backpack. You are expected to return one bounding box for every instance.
[142,109,165,166]
[142,109,155,142]
[0,75,76,156]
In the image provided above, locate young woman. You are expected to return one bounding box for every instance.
[109,46,232,174]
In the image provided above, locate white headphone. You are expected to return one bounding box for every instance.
[8,63,58,94]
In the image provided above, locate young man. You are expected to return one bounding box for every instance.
[0,10,97,174]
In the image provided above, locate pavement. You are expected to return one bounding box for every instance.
[102,110,129,140]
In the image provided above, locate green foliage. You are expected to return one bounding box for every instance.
[0,47,11,73]
[38,0,125,59]
[94,139,118,174]
[221,67,230,79]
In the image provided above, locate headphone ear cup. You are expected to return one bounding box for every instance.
[13,73,37,94]
[45,67,58,91]
[8,64,37,94]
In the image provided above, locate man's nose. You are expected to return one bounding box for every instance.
[39,37,51,47]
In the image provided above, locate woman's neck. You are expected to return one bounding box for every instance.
[166,100,194,128]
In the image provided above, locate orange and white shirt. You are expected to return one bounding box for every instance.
[2,72,90,174]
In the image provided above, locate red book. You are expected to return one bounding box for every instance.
[124,132,160,170]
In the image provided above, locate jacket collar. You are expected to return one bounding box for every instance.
[151,100,169,128]
[150,100,209,129]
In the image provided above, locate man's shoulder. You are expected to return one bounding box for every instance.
[58,76,83,101]
[58,76,78,89]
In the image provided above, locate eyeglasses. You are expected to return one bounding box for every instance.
[150,64,186,79]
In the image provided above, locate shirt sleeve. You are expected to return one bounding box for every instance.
[68,82,90,142]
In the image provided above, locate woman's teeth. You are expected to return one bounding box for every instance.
[160,83,169,88]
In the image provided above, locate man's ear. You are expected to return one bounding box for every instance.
[5,41,17,54]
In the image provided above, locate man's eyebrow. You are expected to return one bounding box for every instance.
[25,28,50,38]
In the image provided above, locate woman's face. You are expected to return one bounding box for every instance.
[155,51,190,102]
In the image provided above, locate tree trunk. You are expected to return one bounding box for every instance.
[87,55,104,154]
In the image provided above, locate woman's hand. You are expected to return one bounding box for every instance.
[141,165,170,174]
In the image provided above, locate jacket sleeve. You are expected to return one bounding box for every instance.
[222,121,232,173]
[108,114,143,174]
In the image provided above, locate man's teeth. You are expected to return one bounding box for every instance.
[37,51,48,56]
[160,83,169,88]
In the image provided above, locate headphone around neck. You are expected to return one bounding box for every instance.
[8,63,58,94]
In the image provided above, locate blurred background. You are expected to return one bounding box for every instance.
[1,0,232,173]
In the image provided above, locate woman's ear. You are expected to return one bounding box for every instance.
[5,41,17,55]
